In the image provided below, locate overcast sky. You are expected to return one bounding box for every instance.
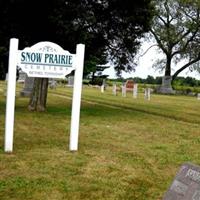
[103,41,200,79]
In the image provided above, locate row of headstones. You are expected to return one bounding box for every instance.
[4,72,74,97]
[101,83,200,101]
[101,83,151,100]
[5,73,200,101]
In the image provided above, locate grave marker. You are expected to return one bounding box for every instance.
[197,93,200,100]
[133,83,138,98]
[113,83,117,96]
[20,75,34,97]
[125,80,134,91]
[17,71,26,83]
[49,79,57,89]
[67,76,74,87]
[163,163,200,200]
[144,88,151,100]
[5,73,8,81]
[122,83,126,97]
[101,84,104,93]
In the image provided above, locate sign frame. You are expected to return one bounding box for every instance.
[5,38,85,152]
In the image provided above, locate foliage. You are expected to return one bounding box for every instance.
[149,0,200,81]
[0,0,154,79]
[173,76,200,87]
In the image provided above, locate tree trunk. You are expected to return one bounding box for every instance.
[28,78,48,111]
[165,54,171,76]
[157,54,175,94]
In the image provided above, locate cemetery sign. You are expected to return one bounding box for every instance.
[17,42,75,78]
[5,38,85,152]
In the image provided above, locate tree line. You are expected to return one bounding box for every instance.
[113,75,200,87]
[2,0,200,110]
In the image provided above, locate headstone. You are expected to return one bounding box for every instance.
[20,75,34,97]
[17,71,26,83]
[125,80,134,91]
[157,76,175,94]
[67,76,74,87]
[133,83,138,98]
[197,93,200,100]
[113,83,117,96]
[101,84,104,93]
[5,73,8,81]
[163,163,200,200]
[122,83,126,97]
[49,79,57,89]
[144,88,151,100]
[4,73,8,96]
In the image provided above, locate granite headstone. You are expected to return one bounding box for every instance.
[17,71,26,83]
[67,76,74,87]
[163,163,200,200]
[20,75,34,97]
[125,80,134,91]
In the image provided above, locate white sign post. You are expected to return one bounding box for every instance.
[5,38,19,152]
[69,44,85,151]
[5,38,85,152]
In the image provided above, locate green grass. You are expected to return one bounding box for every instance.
[1,81,200,199]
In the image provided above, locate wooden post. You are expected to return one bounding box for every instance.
[5,38,19,152]
[69,44,85,151]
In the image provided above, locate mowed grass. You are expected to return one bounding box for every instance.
[1,81,200,200]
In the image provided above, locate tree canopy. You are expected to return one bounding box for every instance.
[149,0,200,82]
[0,0,154,79]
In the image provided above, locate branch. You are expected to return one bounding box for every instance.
[172,54,200,80]
[150,28,168,55]
[138,44,158,58]
[171,28,199,57]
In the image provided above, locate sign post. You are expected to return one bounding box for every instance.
[5,38,19,152]
[69,44,85,151]
[4,38,85,152]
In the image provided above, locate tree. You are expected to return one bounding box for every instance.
[0,0,154,110]
[146,75,155,84]
[149,0,200,93]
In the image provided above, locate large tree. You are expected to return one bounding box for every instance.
[0,0,154,110]
[149,0,200,93]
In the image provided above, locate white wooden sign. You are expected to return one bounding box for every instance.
[17,42,75,78]
[5,38,85,152]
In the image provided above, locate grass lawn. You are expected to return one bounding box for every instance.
[1,81,200,200]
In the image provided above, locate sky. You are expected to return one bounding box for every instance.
[103,41,200,80]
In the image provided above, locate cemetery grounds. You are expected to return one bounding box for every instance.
[0,81,200,200]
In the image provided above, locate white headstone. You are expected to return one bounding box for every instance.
[17,71,26,83]
[67,76,74,87]
[133,83,138,98]
[197,93,200,100]
[144,88,151,100]
[113,83,117,96]
[101,84,104,93]
[122,84,126,97]
[49,79,57,89]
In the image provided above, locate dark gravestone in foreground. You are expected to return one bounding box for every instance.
[163,163,200,200]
